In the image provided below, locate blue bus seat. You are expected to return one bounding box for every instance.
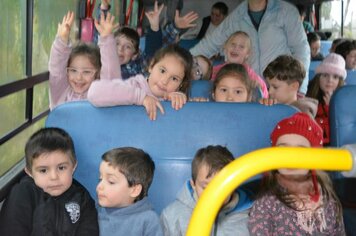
[329,85,356,235]
[330,85,356,147]
[139,36,145,52]
[309,61,321,71]
[178,39,199,50]
[320,40,332,57]
[45,101,296,213]
[309,70,316,81]
[346,70,356,85]
[189,80,212,99]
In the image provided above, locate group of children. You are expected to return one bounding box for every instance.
[0,2,353,235]
[0,112,347,235]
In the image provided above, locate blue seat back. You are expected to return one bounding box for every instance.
[346,70,356,85]
[189,80,213,99]
[330,85,356,147]
[45,101,296,213]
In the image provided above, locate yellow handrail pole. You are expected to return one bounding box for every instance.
[186,147,352,236]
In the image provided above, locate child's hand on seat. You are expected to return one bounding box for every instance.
[174,10,199,29]
[165,92,187,110]
[94,12,119,38]
[145,1,164,32]
[259,98,277,106]
[57,11,74,44]
[143,95,165,121]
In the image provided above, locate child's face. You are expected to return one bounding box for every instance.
[192,56,209,80]
[148,55,185,98]
[213,76,249,102]
[345,49,356,70]
[26,151,76,197]
[96,161,137,208]
[116,35,137,65]
[319,73,340,94]
[267,77,298,105]
[67,55,97,94]
[210,8,225,26]
[224,35,250,64]
[276,133,311,176]
[191,164,231,205]
[310,40,321,58]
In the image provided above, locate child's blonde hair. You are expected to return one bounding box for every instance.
[224,31,252,63]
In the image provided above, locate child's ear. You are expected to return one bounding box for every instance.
[190,179,196,190]
[130,184,143,198]
[291,81,300,91]
[72,162,78,174]
[24,167,33,178]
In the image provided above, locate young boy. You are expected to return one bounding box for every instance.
[96,147,163,236]
[160,145,253,236]
[0,128,99,235]
[261,55,318,118]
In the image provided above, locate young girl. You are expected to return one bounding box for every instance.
[212,63,259,103]
[88,43,193,120]
[306,53,346,146]
[49,11,117,110]
[248,112,345,235]
[335,39,356,70]
[211,31,268,98]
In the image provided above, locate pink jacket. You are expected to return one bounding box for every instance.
[88,74,154,106]
[48,35,120,110]
[212,63,269,98]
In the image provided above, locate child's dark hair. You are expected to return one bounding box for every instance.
[306,75,344,106]
[191,145,234,182]
[25,128,76,171]
[102,147,155,201]
[114,27,140,54]
[149,44,193,95]
[212,2,229,16]
[68,42,101,79]
[263,55,305,87]
[335,39,356,61]
[307,32,321,45]
[213,63,258,102]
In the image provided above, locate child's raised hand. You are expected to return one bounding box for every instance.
[145,1,164,32]
[165,92,187,110]
[143,95,165,120]
[57,11,74,44]
[94,12,119,38]
[259,98,277,106]
[174,10,199,29]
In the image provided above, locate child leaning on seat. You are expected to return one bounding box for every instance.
[0,128,99,235]
[48,11,120,110]
[160,145,252,236]
[88,37,193,120]
[96,147,163,236]
[248,112,345,235]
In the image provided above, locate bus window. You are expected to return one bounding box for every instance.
[320,0,356,39]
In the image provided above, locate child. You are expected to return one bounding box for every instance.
[307,32,324,61]
[192,55,213,80]
[335,39,356,70]
[211,31,268,98]
[212,63,259,102]
[96,147,163,236]
[306,53,346,146]
[160,145,253,236]
[96,1,198,80]
[0,128,99,235]
[248,112,345,235]
[88,43,193,121]
[49,11,120,110]
[329,38,346,53]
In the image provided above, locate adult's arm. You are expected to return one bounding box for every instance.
[282,3,311,94]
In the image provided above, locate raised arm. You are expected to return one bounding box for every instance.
[95,12,121,80]
[48,11,74,109]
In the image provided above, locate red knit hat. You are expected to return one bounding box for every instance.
[271,112,323,147]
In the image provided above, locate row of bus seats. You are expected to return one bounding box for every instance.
[45,101,296,213]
